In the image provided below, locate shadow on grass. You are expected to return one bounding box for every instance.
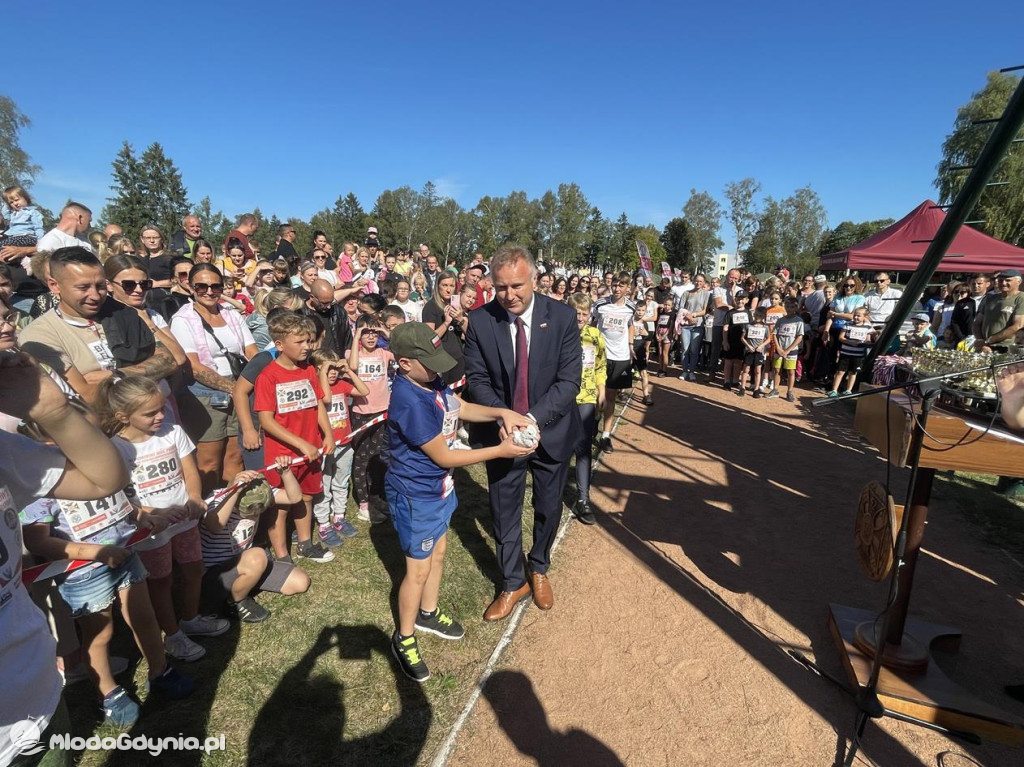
[449,467,502,589]
[65,573,244,767]
[481,670,624,766]
[369,521,403,628]
[246,623,430,766]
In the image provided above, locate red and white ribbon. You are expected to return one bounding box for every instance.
[22,453,321,585]
[334,412,387,454]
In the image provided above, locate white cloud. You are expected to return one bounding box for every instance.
[430,175,468,202]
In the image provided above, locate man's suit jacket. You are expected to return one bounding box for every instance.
[464,294,582,463]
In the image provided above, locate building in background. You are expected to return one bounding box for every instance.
[715,252,737,279]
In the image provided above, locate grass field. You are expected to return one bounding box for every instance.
[62,463,549,767]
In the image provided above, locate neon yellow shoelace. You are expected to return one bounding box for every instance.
[400,638,421,664]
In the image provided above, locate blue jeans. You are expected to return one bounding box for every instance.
[680,327,702,374]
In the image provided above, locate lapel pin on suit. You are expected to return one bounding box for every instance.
[539,322,548,329]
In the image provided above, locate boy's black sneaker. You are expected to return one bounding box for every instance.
[597,436,614,453]
[392,632,430,682]
[296,540,335,563]
[229,597,270,623]
[415,610,465,640]
[573,499,596,526]
[642,394,653,406]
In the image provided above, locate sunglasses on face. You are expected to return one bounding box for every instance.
[114,279,153,292]
[193,283,224,295]
[175,272,191,280]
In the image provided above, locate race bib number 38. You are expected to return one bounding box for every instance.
[276,380,317,414]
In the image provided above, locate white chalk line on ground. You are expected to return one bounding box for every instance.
[429,389,636,767]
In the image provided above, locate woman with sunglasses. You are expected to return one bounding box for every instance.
[104,255,188,375]
[170,263,258,494]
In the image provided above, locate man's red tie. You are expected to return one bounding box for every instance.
[513,317,529,414]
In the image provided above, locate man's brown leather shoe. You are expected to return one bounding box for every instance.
[483,583,531,622]
[528,570,554,610]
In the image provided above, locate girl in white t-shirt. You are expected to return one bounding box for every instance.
[98,376,229,664]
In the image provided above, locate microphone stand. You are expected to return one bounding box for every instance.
[793,357,1023,764]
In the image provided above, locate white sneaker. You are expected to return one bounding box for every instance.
[180,614,230,637]
[64,655,129,685]
[357,502,370,522]
[677,374,687,380]
[165,631,206,662]
[451,438,472,450]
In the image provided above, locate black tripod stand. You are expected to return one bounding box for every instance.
[792,360,1019,765]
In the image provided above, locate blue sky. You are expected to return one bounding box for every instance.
[7,1,1022,250]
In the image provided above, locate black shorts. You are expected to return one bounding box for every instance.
[721,344,744,361]
[632,342,647,372]
[202,549,293,605]
[606,358,633,389]
[837,354,864,373]
[743,351,765,368]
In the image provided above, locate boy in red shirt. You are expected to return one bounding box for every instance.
[310,349,368,545]
[254,314,336,563]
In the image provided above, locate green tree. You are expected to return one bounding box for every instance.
[249,208,279,258]
[551,183,591,266]
[0,96,40,188]
[660,217,693,272]
[583,208,612,270]
[817,218,895,256]
[743,187,828,277]
[103,141,189,238]
[429,199,471,265]
[780,185,828,276]
[744,197,784,274]
[682,189,723,274]
[535,190,558,264]
[936,71,1024,245]
[336,192,368,245]
[724,178,761,259]
[371,186,421,252]
[606,212,636,268]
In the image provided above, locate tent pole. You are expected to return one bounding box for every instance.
[861,73,1024,381]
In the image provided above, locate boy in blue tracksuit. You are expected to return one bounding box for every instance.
[385,322,533,682]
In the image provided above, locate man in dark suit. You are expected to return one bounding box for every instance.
[464,245,583,621]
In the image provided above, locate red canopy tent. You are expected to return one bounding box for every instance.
[818,199,1024,273]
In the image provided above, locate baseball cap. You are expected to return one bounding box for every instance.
[911,312,930,322]
[735,289,748,298]
[999,268,1022,279]
[238,478,273,517]
[364,237,379,247]
[367,226,378,235]
[814,274,827,283]
[389,322,457,373]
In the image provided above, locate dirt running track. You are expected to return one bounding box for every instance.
[447,376,1024,767]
